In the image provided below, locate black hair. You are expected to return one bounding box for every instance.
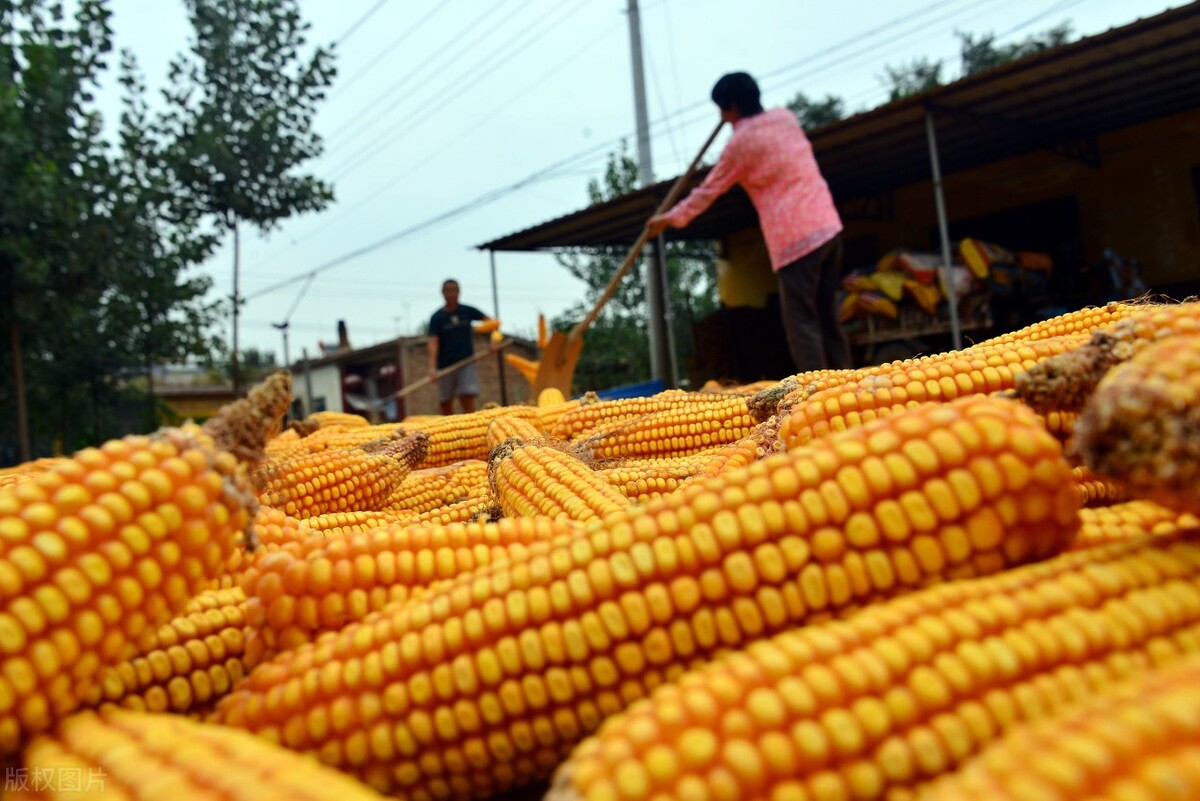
[711,72,764,117]
[442,279,459,290]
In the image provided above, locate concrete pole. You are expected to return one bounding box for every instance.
[925,109,963,351]
[489,250,508,405]
[626,0,675,387]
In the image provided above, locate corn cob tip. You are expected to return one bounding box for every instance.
[202,370,293,467]
[746,377,800,423]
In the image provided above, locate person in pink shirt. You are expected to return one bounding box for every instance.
[648,72,851,373]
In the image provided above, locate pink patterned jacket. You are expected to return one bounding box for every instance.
[663,108,842,272]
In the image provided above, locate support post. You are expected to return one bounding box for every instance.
[925,109,962,351]
[489,250,508,405]
[301,347,314,416]
[626,0,673,386]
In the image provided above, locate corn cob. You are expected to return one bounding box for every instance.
[264,427,301,457]
[412,495,496,526]
[538,388,567,408]
[919,653,1200,801]
[239,517,585,648]
[13,706,386,800]
[691,416,785,481]
[549,391,735,442]
[780,337,1080,448]
[255,432,429,520]
[383,461,490,516]
[597,461,701,504]
[307,411,371,429]
[1016,300,1200,413]
[1073,334,1200,515]
[213,395,1079,798]
[486,417,545,450]
[700,379,778,396]
[505,353,541,385]
[976,300,1137,347]
[0,459,74,491]
[1071,466,1126,508]
[211,506,310,590]
[270,423,407,459]
[547,529,1200,801]
[490,441,631,523]
[407,407,542,468]
[1070,501,1199,552]
[0,373,289,755]
[538,398,585,437]
[578,396,756,462]
[300,510,418,538]
[78,587,264,715]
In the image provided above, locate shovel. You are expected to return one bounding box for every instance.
[532,119,727,397]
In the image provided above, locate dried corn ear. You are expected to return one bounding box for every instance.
[213,395,1080,798]
[14,706,386,800]
[0,374,287,754]
[239,516,584,647]
[1071,501,1199,552]
[407,407,542,467]
[491,441,631,523]
[547,529,1200,801]
[919,653,1200,801]
[1016,300,1200,412]
[255,432,428,519]
[80,587,264,715]
[1073,334,1200,515]
[578,396,756,461]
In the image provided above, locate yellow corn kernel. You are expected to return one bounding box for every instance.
[0,375,288,755]
[1071,501,1199,552]
[547,528,1200,801]
[1071,466,1127,508]
[406,407,542,467]
[579,396,756,461]
[491,441,631,522]
[781,337,1080,447]
[549,390,734,442]
[255,432,429,519]
[921,653,1200,801]
[213,395,1080,798]
[239,516,583,646]
[19,706,385,799]
[80,587,266,715]
[383,460,489,515]
[485,416,544,450]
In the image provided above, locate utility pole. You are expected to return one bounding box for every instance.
[626,0,676,387]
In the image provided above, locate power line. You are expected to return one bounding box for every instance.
[327,1,448,101]
[238,0,1051,301]
[333,0,392,47]
[326,1,586,183]
[321,0,520,149]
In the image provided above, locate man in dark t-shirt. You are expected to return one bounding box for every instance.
[427,278,492,414]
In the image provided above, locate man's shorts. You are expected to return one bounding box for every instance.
[437,363,480,404]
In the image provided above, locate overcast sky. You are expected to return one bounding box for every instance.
[93,0,1181,363]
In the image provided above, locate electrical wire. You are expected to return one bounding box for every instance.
[333,0,392,47]
[326,1,448,102]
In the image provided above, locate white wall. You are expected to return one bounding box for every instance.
[293,364,343,415]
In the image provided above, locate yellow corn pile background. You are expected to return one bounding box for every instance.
[3,299,1200,801]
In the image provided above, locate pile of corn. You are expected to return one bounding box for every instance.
[3,298,1200,801]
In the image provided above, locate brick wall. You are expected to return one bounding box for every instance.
[399,335,539,417]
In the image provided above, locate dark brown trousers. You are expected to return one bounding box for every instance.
[776,234,853,373]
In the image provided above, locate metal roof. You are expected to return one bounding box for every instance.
[478,3,1200,252]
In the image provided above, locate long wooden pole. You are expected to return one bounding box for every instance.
[566,119,726,346]
[395,340,513,400]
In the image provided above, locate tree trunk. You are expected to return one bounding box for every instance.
[9,318,30,462]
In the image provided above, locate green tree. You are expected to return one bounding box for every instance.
[959,23,1073,75]
[882,56,944,101]
[0,0,118,461]
[787,92,845,130]
[161,0,336,394]
[104,51,224,430]
[553,143,718,393]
